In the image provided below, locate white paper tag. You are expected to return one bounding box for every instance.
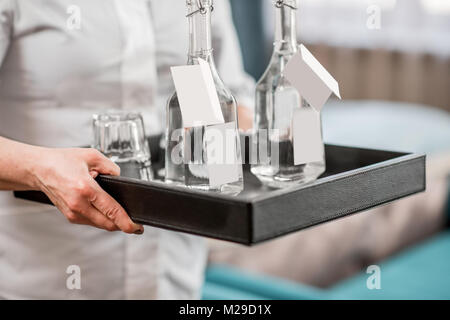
[205,122,241,187]
[170,59,224,128]
[284,44,341,112]
[273,89,298,130]
[292,107,324,165]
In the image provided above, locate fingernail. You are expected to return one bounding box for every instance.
[134,228,144,235]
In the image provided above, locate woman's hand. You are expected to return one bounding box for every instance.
[30,147,144,234]
[0,137,142,233]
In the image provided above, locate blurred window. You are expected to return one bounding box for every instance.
[421,0,450,15]
[262,0,450,56]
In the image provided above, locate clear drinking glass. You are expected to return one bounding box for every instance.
[92,111,153,181]
[165,0,244,195]
[251,0,325,188]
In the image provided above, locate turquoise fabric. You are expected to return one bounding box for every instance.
[328,231,450,300]
[203,232,450,300]
[202,264,326,300]
[203,281,268,300]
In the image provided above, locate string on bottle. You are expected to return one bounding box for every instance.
[186,0,214,17]
[275,0,298,10]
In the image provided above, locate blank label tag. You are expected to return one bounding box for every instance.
[205,122,241,187]
[292,107,324,165]
[170,59,224,128]
[284,44,341,112]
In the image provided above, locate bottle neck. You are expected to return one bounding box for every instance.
[274,1,298,52]
[187,2,213,63]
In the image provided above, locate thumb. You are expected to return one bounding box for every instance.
[86,149,120,176]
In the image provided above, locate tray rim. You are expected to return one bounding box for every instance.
[251,151,425,203]
[250,155,426,244]
[95,143,425,205]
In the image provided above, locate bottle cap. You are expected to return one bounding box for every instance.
[274,0,298,10]
[186,0,214,16]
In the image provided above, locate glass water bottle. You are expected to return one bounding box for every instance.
[251,0,325,188]
[165,0,243,195]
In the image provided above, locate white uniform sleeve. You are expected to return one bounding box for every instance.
[0,0,14,67]
[211,1,255,110]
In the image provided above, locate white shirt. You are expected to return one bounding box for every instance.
[0,0,254,299]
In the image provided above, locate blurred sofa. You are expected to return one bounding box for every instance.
[204,229,450,300]
[204,100,450,299]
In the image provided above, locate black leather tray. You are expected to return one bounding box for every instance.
[14,137,426,245]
